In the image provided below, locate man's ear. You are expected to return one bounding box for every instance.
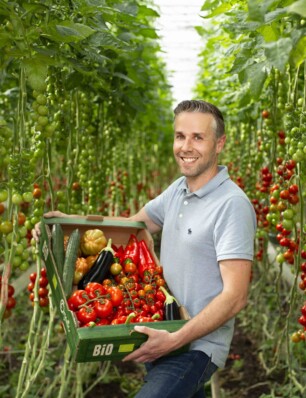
[216,134,226,154]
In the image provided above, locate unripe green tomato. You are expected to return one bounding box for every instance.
[22,191,33,203]
[24,220,33,230]
[0,220,13,234]
[282,218,294,231]
[12,255,22,268]
[37,105,48,116]
[33,208,43,218]
[36,94,47,105]
[19,225,27,237]
[22,249,30,260]
[19,261,29,271]
[6,232,20,244]
[31,216,40,226]
[15,243,24,255]
[37,116,49,126]
[12,193,23,205]
[282,208,295,219]
[0,189,8,202]
[276,253,285,263]
[293,149,304,162]
[20,237,28,248]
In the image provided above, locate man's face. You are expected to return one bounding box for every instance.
[173,112,225,180]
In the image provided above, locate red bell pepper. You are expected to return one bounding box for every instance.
[138,239,156,278]
[114,245,125,264]
[122,234,140,265]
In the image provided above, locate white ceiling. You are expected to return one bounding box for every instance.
[153,0,205,104]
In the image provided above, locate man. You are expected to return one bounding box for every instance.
[122,100,256,397]
[34,100,256,398]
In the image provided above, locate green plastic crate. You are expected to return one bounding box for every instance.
[39,216,189,362]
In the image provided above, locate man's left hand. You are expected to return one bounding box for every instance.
[122,325,178,363]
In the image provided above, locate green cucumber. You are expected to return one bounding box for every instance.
[62,229,80,298]
[51,224,65,280]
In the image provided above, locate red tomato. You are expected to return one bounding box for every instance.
[280,190,289,200]
[94,299,113,318]
[29,272,37,283]
[108,286,123,306]
[33,188,42,199]
[289,184,298,194]
[6,296,16,309]
[8,284,15,297]
[39,276,48,288]
[96,318,110,326]
[68,290,89,310]
[85,282,107,299]
[27,282,35,292]
[39,297,49,307]
[124,262,137,274]
[76,306,97,324]
[38,287,48,298]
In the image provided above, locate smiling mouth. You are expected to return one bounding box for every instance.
[181,157,198,163]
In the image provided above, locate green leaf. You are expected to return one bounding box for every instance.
[138,28,159,39]
[290,36,306,66]
[257,24,279,42]
[42,21,95,43]
[248,0,265,22]
[201,0,220,11]
[202,3,233,18]
[245,61,268,99]
[263,38,293,72]
[88,32,124,51]
[230,49,254,73]
[56,22,95,41]
[22,56,49,90]
[138,5,159,18]
[113,72,135,85]
[287,0,306,17]
[265,8,288,23]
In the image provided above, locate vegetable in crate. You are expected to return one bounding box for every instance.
[51,224,65,278]
[80,229,107,256]
[159,286,181,320]
[122,234,139,265]
[138,239,156,278]
[63,229,81,297]
[78,239,115,289]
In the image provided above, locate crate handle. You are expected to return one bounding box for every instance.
[85,215,104,222]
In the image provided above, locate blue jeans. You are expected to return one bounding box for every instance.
[134,351,218,398]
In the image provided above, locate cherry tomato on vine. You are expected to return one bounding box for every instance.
[85,282,107,299]
[76,306,97,324]
[33,188,42,199]
[94,299,113,318]
[108,286,123,307]
[68,290,89,310]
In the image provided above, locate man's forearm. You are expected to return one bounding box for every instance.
[171,289,247,351]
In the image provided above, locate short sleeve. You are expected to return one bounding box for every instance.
[214,195,256,261]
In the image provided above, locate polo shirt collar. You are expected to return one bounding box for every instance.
[178,165,230,198]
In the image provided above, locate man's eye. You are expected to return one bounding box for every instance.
[194,136,202,140]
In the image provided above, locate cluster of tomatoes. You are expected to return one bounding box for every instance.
[0,276,16,319]
[67,265,167,327]
[27,267,49,307]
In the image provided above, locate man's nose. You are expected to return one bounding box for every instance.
[181,138,192,151]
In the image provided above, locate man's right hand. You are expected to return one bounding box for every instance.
[32,210,67,242]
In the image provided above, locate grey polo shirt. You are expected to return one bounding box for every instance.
[144,165,256,368]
